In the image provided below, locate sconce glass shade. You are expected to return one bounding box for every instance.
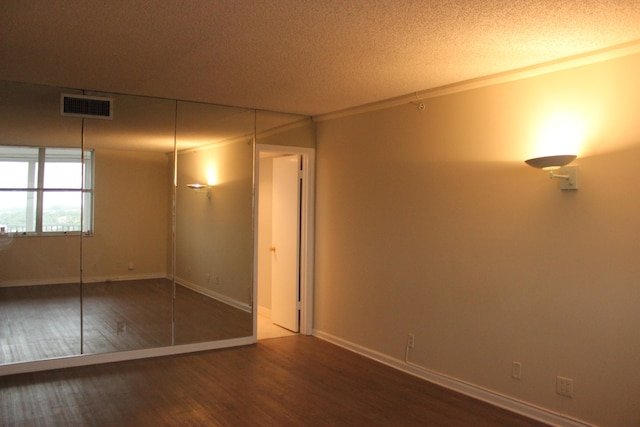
[187,183,209,190]
[525,155,576,171]
[187,183,212,199]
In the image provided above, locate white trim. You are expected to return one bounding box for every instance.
[313,330,596,427]
[256,117,313,140]
[176,277,251,312]
[83,273,168,284]
[314,39,640,122]
[177,134,252,154]
[0,273,167,287]
[0,336,255,377]
[257,305,271,318]
[254,144,315,337]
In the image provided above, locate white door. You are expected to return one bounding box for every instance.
[271,155,301,332]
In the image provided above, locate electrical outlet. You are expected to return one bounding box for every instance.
[557,376,574,398]
[407,333,415,348]
[116,321,127,335]
[512,361,522,380]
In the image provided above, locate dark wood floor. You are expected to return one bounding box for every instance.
[0,279,252,364]
[0,336,549,426]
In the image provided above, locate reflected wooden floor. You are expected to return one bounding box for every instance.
[0,283,81,363]
[0,336,548,426]
[0,279,252,364]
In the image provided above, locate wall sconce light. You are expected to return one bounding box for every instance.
[525,155,578,190]
[187,183,212,199]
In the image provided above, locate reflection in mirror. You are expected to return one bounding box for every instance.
[0,81,83,363]
[81,92,176,353]
[0,80,315,370]
[174,101,254,343]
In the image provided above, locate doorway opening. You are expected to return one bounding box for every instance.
[254,145,315,340]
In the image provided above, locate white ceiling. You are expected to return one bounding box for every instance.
[2,1,640,117]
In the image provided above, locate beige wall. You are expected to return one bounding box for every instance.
[256,118,316,149]
[175,139,253,308]
[314,53,640,426]
[0,235,80,285]
[83,148,170,281]
[0,148,170,285]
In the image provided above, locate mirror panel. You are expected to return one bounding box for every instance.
[0,81,315,369]
[81,93,176,353]
[174,101,254,343]
[0,81,83,363]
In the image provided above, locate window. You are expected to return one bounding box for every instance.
[0,145,94,235]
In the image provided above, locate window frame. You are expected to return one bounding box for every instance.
[0,145,94,236]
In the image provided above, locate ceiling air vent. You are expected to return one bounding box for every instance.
[61,94,113,119]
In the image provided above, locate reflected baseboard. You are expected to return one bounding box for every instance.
[1,279,252,367]
[82,273,168,284]
[176,277,251,313]
[0,273,168,288]
[0,336,256,377]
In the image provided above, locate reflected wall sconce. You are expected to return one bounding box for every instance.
[525,155,578,190]
[187,183,212,199]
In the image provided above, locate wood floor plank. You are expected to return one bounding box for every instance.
[0,279,252,364]
[0,336,549,426]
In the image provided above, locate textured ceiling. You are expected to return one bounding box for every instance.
[2,1,640,116]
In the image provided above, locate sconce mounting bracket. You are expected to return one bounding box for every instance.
[550,166,578,190]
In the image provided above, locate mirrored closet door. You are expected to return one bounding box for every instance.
[0,81,256,366]
[0,81,83,364]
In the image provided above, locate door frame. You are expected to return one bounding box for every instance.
[253,144,315,338]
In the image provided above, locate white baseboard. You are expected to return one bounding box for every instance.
[176,277,251,313]
[257,305,271,318]
[0,277,77,287]
[312,330,595,427]
[82,273,168,283]
[0,336,255,377]
[0,273,168,287]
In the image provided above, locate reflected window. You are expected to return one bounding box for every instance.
[0,145,93,235]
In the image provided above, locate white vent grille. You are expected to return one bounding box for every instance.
[61,94,113,119]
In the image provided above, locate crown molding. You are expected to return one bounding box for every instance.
[313,39,640,122]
